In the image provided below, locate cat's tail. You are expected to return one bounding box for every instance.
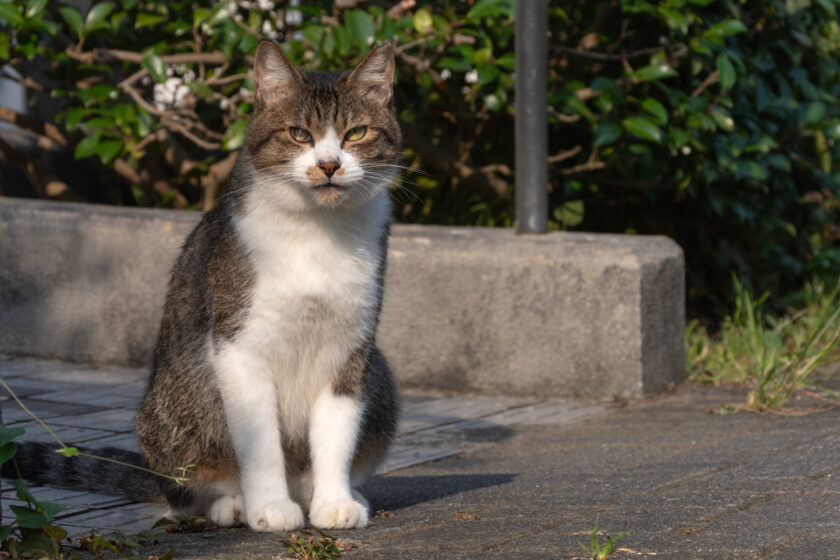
[1,441,160,503]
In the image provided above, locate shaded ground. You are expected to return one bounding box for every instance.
[144,385,840,559]
[3,358,840,558]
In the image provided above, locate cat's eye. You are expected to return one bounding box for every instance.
[344,126,367,142]
[289,127,311,143]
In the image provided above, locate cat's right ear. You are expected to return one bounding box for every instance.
[254,41,303,106]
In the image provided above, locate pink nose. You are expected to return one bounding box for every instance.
[318,161,340,178]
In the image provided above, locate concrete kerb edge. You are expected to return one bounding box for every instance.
[0,197,685,400]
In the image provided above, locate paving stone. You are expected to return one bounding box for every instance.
[48,408,137,433]
[85,433,141,453]
[32,389,141,409]
[5,421,117,445]
[1,398,105,425]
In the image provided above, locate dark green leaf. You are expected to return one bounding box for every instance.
[332,25,352,55]
[135,12,165,29]
[0,423,25,446]
[37,501,64,521]
[0,441,16,465]
[0,31,8,59]
[25,0,47,18]
[0,2,22,25]
[59,6,84,37]
[97,140,124,164]
[189,81,214,99]
[142,52,167,83]
[344,10,375,50]
[716,54,736,90]
[467,0,513,21]
[642,98,668,125]
[11,505,49,529]
[623,116,663,143]
[709,107,734,131]
[804,102,826,125]
[631,64,677,82]
[223,118,248,151]
[0,525,11,542]
[10,478,36,503]
[437,57,471,72]
[77,84,117,104]
[75,132,103,159]
[594,121,622,146]
[85,2,115,31]
[706,19,748,38]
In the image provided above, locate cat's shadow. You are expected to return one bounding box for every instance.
[364,473,518,510]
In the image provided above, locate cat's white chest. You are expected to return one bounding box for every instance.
[218,191,388,440]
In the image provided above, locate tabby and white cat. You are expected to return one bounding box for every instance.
[135,42,400,531]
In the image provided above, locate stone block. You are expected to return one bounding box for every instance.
[0,198,684,398]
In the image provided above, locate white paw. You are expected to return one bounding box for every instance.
[246,499,305,532]
[309,499,369,529]
[208,493,244,527]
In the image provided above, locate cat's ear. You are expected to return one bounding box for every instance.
[254,41,303,106]
[346,43,395,106]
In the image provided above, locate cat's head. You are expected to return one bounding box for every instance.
[245,41,401,211]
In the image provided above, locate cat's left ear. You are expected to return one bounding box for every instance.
[347,43,395,106]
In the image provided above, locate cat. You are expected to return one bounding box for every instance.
[134,41,401,531]
[3,42,400,533]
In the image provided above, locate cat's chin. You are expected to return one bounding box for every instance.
[311,183,349,207]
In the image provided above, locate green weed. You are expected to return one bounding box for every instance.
[281,528,350,559]
[578,525,630,559]
[687,279,840,411]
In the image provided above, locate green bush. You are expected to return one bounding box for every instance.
[1,0,839,317]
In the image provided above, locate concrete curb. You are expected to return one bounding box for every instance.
[0,197,685,398]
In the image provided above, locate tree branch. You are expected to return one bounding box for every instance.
[65,47,228,65]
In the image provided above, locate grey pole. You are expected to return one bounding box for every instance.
[515,0,549,234]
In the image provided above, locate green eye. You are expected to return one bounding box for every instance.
[290,127,311,143]
[344,126,367,142]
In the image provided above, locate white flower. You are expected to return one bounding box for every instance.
[153,77,190,110]
[219,98,229,110]
[680,145,691,155]
[440,69,451,80]
[257,0,273,10]
[465,69,478,84]
[262,20,272,35]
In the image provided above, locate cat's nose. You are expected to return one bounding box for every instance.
[318,160,341,178]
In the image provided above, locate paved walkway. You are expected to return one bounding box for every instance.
[0,357,605,536]
[3,358,840,558]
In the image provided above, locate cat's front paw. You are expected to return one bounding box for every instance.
[246,499,304,532]
[309,499,369,529]
[208,493,244,527]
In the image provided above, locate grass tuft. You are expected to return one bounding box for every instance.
[687,278,840,411]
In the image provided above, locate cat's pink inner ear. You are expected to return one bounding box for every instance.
[254,41,302,104]
[348,44,395,105]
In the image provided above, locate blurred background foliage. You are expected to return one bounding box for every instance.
[0,0,839,319]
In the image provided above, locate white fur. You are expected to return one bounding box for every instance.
[309,388,368,529]
[211,146,391,531]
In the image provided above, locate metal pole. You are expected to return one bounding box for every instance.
[515,0,549,234]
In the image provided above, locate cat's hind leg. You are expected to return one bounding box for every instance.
[205,481,245,527]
